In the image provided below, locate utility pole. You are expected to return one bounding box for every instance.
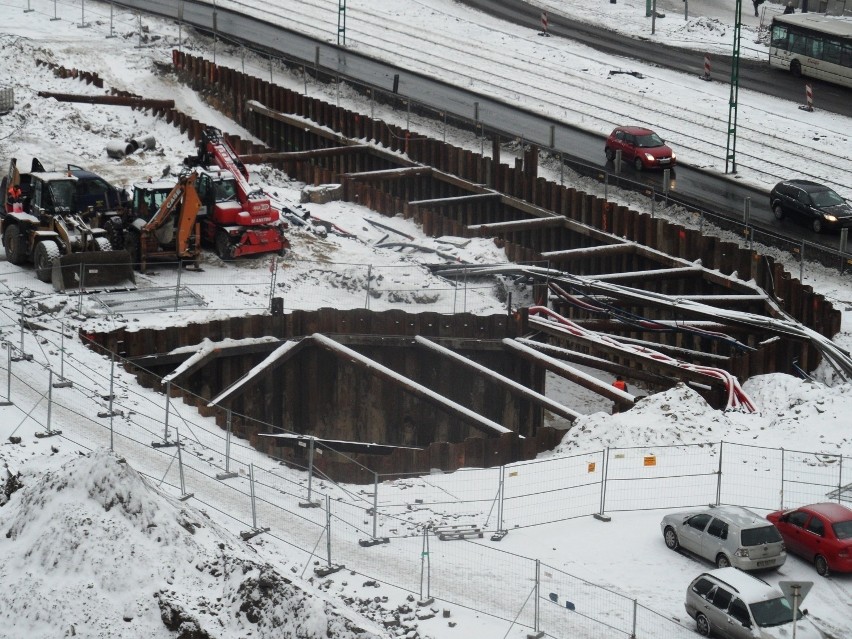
[337,0,346,45]
[725,0,743,173]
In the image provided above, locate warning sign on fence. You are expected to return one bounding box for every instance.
[643,455,657,467]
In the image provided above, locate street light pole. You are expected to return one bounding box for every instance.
[725,0,743,173]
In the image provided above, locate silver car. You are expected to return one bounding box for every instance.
[660,505,786,571]
[685,568,826,639]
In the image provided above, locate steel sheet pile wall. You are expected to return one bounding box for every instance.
[84,309,566,479]
[169,51,840,377]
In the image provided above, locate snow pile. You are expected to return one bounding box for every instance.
[554,383,734,451]
[0,450,384,639]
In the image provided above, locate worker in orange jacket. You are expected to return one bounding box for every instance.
[7,183,22,203]
[612,376,628,393]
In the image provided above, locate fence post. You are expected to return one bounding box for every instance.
[240,463,271,540]
[299,436,320,506]
[176,428,193,501]
[312,495,342,574]
[51,0,60,21]
[632,599,638,639]
[531,559,543,638]
[216,409,238,479]
[496,464,506,537]
[595,448,611,521]
[78,0,91,28]
[98,350,119,419]
[54,322,73,388]
[716,441,724,505]
[780,447,785,509]
[0,343,13,406]
[419,527,434,605]
[268,255,278,312]
[838,455,843,504]
[364,265,372,309]
[799,239,805,282]
[839,228,848,275]
[174,263,182,312]
[152,380,176,447]
[35,371,62,439]
[106,2,116,37]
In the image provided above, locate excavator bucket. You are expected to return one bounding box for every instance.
[52,250,136,293]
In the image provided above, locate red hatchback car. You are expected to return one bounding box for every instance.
[767,502,852,576]
[605,126,676,171]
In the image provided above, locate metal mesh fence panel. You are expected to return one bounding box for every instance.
[603,444,719,513]
[377,467,502,534]
[427,540,538,630]
[634,601,698,639]
[539,562,635,639]
[718,442,783,510]
[502,451,603,529]
[780,448,845,509]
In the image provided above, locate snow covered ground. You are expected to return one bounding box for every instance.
[1,2,852,639]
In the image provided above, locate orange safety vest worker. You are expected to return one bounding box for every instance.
[7,184,22,201]
[612,377,627,392]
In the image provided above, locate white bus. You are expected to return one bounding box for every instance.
[768,13,852,88]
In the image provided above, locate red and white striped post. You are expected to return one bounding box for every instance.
[799,83,814,111]
[539,11,550,37]
[701,53,712,81]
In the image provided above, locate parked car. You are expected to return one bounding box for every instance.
[660,505,786,571]
[685,567,826,639]
[769,179,852,234]
[604,126,676,171]
[66,164,130,213]
[766,502,852,577]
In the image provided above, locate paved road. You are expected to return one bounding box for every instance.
[457,0,852,117]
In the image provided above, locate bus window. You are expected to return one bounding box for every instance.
[842,44,852,68]
[771,25,788,48]
[790,34,809,56]
[808,37,824,60]
[824,41,842,65]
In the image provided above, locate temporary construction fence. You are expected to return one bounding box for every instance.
[1,314,851,639]
[1,256,514,317]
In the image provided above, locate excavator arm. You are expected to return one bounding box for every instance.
[142,172,199,234]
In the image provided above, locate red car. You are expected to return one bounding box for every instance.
[604,126,676,171]
[767,502,852,576]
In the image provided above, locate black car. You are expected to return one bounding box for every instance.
[769,179,852,233]
[66,164,130,212]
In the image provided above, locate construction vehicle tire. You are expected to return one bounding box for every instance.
[215,230,233,261]
[34,241,61,282]
[103,218,124,250]
[124,231,141,270]
[3,224,26,265]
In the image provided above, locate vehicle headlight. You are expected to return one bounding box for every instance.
[671,153,677,161]
[824,214,838,222]
[644,153,655,162]
[734,548,750,558]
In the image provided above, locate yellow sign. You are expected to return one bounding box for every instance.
[587,462,596,473]
[643,456,656,467]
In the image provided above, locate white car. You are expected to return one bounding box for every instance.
[660,505,786,571]
[685,568,826,639]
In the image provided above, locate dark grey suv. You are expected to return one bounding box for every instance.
[769,179,852,234]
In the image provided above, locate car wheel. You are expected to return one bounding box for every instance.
[605,147,615,161]
[696,612,711,637]
[815,555,829,577]
[812,218,823,234]
[716,554,731,569]
[772,203,785,221]
[663,527,679,550]
[633,157,644,171]
[790,59,802,77]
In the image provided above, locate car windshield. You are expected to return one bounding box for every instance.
[833,520,852,539]
[741,525,782,546]
[810,188,845,207]
[750,596,802,628]
[635,133,664,148]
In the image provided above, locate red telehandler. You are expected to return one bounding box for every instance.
[183,127,288,260]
